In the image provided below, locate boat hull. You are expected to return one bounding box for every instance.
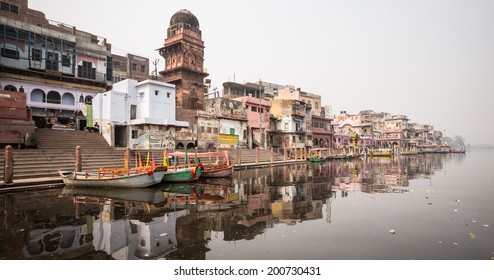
[162,166,201,182]
[59,167,167,188]
[201,165,234,178]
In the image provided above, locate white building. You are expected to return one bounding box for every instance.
[93,79,188,149]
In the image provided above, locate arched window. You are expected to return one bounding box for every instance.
[314,138,319,146]
[47,91,61,104]
[84,95,93,104]
[186,142,195,149]
[30,89,46,102]
[61,93,75,105]
[4,85,17,91]
[176,143,184,149]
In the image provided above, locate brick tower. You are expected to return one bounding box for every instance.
[159,9,208,111]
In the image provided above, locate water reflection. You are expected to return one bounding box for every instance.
[0,153,466,260]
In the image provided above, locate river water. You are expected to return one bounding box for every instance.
[1,149,493,260]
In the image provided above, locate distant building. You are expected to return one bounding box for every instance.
[93,79,188,149]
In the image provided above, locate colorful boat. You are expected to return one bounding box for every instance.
[368,148,393,157]
[308,148,330,162]
[58,166,167,188]
[168,149,234,178]
[162,165,202,182]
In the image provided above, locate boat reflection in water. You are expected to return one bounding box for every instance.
[0,153,463,260]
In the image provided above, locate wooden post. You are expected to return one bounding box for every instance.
[75,145,82,172]
[255,147,259,164]
[4,145,13,184]
[270,147,274,163]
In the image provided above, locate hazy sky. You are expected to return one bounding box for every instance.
[28,0,494,145]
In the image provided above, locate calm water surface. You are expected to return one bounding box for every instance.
[1,149,493,260]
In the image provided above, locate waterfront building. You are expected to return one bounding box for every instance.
[92,79,188,149]
[199,97,248,149]
[158,9,209,149]
[276,85,322,116]
[231,96,271,149]
[270,99,312,148]
[0,88,35,146]
[0,0,153,134]
[311,114,334,148]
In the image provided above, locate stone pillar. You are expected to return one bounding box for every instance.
[237,148,241,166]
[255,147,259,164]
[75,146,82,172]
[216,147,220,162]
[4,145,13,184]
[283,147,287,162]
[270,147,274,163]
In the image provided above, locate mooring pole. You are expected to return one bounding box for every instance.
[75,146,82,172]
[4,145,13,184]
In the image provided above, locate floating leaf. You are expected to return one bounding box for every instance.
[469,232,476,239]
[453,241,459,245]
[388,229,396,234]
[483,224,489,227]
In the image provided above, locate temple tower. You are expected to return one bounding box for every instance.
[159,9,208,111]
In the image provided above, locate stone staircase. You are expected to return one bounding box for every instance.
[0,128,125,183]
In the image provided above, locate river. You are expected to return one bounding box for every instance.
[1,149,493,260]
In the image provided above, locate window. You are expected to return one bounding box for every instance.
[130,105,137,120]
[132,130,138,139]
[46,52,59,71]
[155,90,159,96]
[230,128,235,135]
[1,48,18,59]
[166,92,171,98]
[62,54,71,67]
[31,49,42,61]
[132,63,137,71]
[251,106,257,112]
[201,127,205,133]
[78,61,96,79]
[141,65,146,72]
[243,130,247,139]
[1,1,17,13]
[207,127,212,133]
[47,91,61,104]
[214,128,218,134]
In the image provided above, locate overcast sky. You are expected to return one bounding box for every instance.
[29,0,494,145]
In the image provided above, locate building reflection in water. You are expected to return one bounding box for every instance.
[0,153,462,260]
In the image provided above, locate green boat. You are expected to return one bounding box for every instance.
[162,164,203,182]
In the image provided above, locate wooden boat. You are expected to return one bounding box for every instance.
[168,150,234,178]
[368,148,392,157]
[308,148,330,162]
[58,166,167,188]
[162,165,202,182]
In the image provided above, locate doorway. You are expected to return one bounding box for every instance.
[114,126,127,147]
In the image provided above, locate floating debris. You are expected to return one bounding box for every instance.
[438,241,443,244]
[469,232,477,239]
[159,233,168,236]
[453,241,459,245]
[483,224,489,227]
[453,209,458,212]
[455,199,460,202]
[388,229,396,234]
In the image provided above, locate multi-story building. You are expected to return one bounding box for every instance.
[311,114,334,148]
[111,54,153,84]
[276,85,322,116]
[0,0,152,133]
[197,97,248,150]
[93,79,188,149]
[231,96,270,149]
[270,99,311,148]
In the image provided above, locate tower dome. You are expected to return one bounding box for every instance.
[169,9,200,32]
